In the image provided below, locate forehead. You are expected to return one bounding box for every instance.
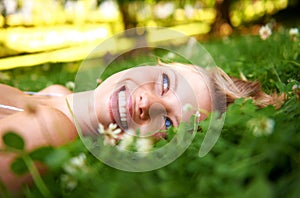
[164,64,212,119]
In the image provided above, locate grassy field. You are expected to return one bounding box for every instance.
[0,26,299,197]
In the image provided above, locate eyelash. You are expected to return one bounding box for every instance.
[161,73,172,129]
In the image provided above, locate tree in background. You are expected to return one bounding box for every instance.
[0,0,8,28]
[210,0,234,36]
[116,0,138,30]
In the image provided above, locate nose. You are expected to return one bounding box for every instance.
[138,91,166,120]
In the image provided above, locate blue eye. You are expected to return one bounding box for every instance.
[162,73,169,95]
[165,117,173,129]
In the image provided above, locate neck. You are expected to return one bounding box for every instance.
[56,90,99,136]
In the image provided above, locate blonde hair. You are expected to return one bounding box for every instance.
[208,66,285,110]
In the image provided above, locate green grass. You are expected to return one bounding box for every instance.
[0,27,299,198]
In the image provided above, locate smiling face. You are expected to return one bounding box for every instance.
[94,64,212,137]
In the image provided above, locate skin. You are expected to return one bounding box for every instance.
[0,64,212,191]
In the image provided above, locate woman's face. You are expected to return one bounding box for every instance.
[94,64,211,137]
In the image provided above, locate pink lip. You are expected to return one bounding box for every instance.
[109,92,117,125]
[109,85,133,131]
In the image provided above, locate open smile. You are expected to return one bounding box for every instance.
[109,85,132,131]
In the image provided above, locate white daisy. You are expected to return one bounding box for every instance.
[259,25,272,40]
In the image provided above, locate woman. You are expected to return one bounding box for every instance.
[0,61,284,191]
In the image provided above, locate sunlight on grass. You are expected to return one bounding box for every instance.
[0,36,135,70]
[3,25,111,53]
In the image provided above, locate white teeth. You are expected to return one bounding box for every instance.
[118,90,127,128]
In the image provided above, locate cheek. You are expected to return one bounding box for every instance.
[128,70,158,84]
[103,72,125,86]
[103,67,159,89]
[99,71,131,93]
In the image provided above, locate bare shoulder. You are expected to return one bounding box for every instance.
[0,84,25,100]
[0,84,24,93]
[0,83,72,96]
